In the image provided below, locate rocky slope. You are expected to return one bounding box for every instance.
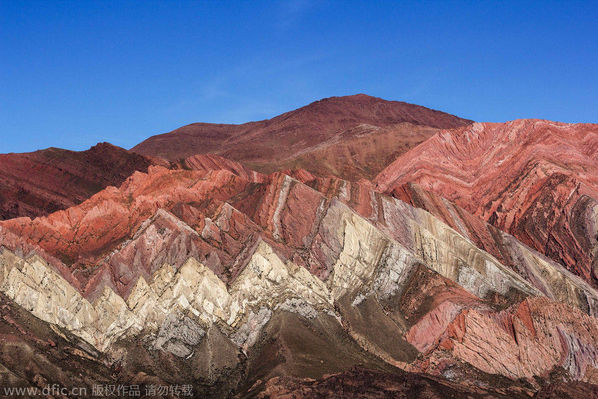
[0,157,597,397]
[376,120,598,288]
[0,142,156,220]
[1,98,598,397]
[132,94,471,180]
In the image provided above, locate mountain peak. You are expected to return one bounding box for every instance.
[131,94,472,177]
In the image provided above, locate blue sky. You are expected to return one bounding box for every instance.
[1,0,597,153]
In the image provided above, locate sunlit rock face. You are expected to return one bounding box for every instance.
[376,120,598,288]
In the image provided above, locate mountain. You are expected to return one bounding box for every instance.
[375,119,598,288]
[0,95,470,219]
[1,156,597,397]
[0,142,156,220]
[132,94,472,180]
[1,98,597,397]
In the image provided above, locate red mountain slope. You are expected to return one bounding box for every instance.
[0,142,156,220]
[375,119,598,287]
[131,94,471,180]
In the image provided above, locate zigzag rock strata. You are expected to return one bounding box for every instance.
[376,120,598,289]
[1,157,598,397]
[1,97,598,397]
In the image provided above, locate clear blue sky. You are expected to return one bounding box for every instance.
[1,1,597,153]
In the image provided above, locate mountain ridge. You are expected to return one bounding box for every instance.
[0,142,157,221]
[131,94,472,180]
[1,158,597,396]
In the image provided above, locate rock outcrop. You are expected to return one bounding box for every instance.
[8,164,589,313]
[376,120,598,288]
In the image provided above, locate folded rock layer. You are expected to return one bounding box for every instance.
[1,99,598,397]
[0,156,597,397]
[376,120,598,288]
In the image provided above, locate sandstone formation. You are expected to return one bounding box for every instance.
[8,163,591,313]
[294,171,598,317]
[132,94,471,180]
